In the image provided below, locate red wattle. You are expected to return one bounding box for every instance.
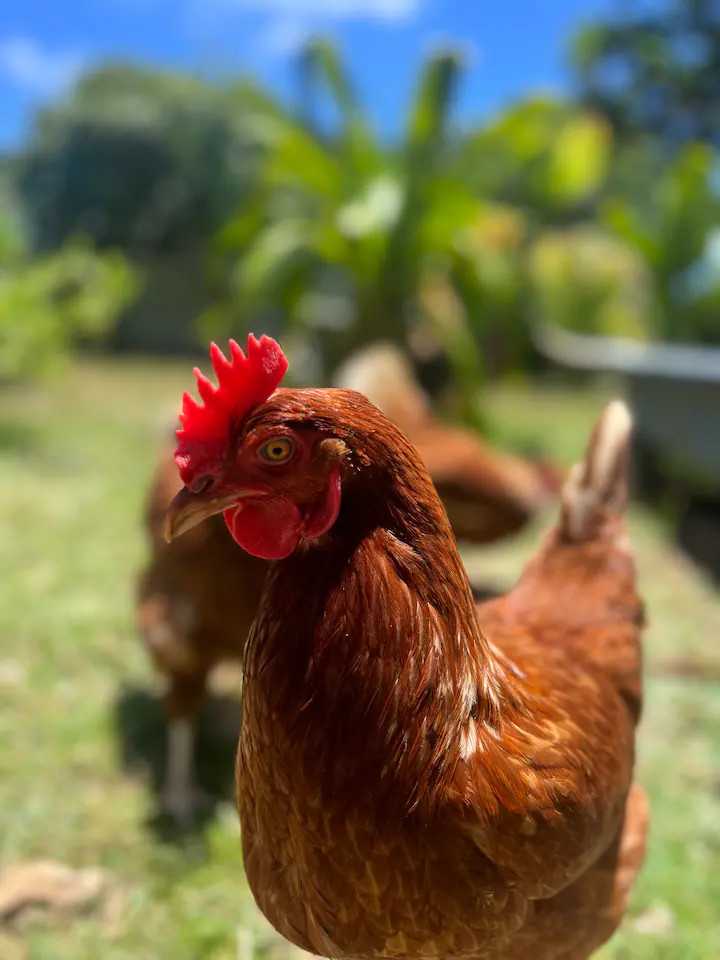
[224,498,303,560]
[223,467,342,560]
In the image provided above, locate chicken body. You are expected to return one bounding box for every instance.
[233,394,646,960]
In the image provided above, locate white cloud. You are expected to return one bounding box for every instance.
[0,36,85,96]
[223,0,420,22]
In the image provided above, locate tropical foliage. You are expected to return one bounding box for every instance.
[16,65,266,254]
[202,44,483,388]
[11,66,281,353]
[602,142,720,343]
[6,2,720,386]
[573,0,720,148]
[0,206,138,380]
[201,43,624,420]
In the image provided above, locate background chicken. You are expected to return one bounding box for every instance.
[335,342,560,543]
[137,443,265,820]
[139,342,560,820]
[165,336,647,959]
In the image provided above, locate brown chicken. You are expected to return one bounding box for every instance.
[335,343,559,542]
[140,343,558,819]
[137,446,265,819]
[165,335,648,959]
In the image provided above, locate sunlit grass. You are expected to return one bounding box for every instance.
[0,358,718,958]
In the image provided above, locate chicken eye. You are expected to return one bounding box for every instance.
[258,436,295,464]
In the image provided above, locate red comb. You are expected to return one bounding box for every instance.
[174,334,288,479]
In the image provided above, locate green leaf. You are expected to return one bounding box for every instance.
[300,37,361,126]
[529,226,653,339]
[337,176,404,238]
[231,220,315,302]
[406,49,463,157]
[0,226,138,380]
[546,113,611,203]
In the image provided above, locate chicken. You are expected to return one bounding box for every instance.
[165,334,648,959]
[137,444,265,820]
[335,343,560,543]
[140,343,558,819]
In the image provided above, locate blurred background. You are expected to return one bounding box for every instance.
[1,0,719,957]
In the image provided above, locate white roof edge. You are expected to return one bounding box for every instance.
[533,323,720,382]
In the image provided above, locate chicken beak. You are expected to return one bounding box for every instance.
[163,488,242,543]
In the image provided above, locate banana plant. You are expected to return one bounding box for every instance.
[201,39,488,425]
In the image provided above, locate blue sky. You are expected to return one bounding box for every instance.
[0,0,624,150]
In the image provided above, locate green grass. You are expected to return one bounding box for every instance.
[1,359,718,958]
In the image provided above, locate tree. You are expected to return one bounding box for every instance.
[16,65,265,254]
[571,1,720,344]
[529,225,652,340]
[451,97,615,368]
[572,0,720,149]
[455,96,612,224]
[13,65,273,351]
[602,142,720,343]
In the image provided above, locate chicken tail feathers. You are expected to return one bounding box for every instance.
[560,400,633,543]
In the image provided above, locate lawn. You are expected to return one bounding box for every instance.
[0,359,718,959]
